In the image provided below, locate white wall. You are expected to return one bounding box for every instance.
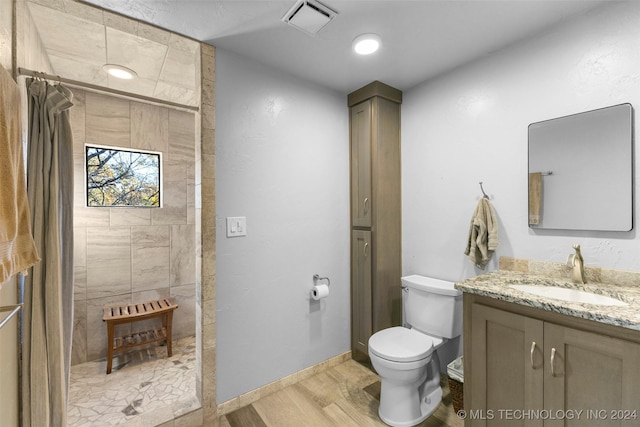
[403,1,640,282]
[215,49,350,403]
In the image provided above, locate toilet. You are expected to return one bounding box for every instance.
[368,275,462,427]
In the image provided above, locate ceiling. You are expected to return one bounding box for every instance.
[41,0,610,95]
[26,1,200,107]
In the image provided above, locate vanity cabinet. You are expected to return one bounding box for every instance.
[469,303,544,424]
[466,298,640,427]
[543,323,640,427]
[348,81,402,361]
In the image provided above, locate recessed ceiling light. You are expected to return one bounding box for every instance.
[103,64,137,80]
[353,33,381,55]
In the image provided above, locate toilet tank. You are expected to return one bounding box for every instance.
[402,275,462,339]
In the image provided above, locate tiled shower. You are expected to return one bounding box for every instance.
[69,89,196,365]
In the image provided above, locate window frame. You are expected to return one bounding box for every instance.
[84,143,163,208]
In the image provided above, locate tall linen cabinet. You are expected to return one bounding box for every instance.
[348,81,402,361]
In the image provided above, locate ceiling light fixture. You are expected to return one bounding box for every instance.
[353,33,381,55]
[103,64,137,80]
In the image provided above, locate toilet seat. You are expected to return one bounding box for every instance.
[369,327,434,362]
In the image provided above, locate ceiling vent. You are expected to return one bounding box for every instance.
[282,0,337,36]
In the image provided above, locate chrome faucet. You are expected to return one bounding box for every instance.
[567,244,586,284]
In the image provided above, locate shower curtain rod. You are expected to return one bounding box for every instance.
[17,67,199,113]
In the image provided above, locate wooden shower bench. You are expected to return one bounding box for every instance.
[102,297,178,374]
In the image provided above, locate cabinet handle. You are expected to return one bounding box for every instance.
[363,197,369,213]
[550,347,557,377]
[364,242,369,257]
[530,342,536,368]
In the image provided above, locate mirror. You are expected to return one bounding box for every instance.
[528,103,633,231]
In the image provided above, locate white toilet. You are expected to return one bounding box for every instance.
[368,275,462,427]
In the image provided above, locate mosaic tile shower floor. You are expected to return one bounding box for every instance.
[68,336,198,427]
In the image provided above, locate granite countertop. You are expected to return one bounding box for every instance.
[455,270,640,331]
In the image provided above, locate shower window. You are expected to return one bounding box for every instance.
[85,144,162,207]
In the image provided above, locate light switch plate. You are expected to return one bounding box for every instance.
[226,216,247,237]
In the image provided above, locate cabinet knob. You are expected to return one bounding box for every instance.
[363,197,369,213]
[364,242,369,257]
[550,347,557,377]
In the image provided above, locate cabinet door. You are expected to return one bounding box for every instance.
[370,96,402,332]
[350,100,372,228]
[544,323,640,427]
[469,304,544,427]
[351,230,372,356]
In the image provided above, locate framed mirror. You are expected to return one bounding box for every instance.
[528,103,633,231]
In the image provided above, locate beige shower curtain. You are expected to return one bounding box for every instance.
[22,78,74,427]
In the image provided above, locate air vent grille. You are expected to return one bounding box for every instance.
[282,0,337,35]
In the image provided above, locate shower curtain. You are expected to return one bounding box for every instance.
[22,78,74,427]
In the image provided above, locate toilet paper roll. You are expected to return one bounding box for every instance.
[311,284,329,300]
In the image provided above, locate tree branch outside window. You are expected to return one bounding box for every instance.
[86,145,161,207]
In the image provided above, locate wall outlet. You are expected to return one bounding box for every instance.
[226,216,247,237]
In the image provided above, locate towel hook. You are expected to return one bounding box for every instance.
[479,182,489,199]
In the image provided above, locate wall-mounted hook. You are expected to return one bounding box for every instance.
[479,182,489,199]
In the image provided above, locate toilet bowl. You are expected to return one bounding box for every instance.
[369,327,444,427]
[368,275,462,427]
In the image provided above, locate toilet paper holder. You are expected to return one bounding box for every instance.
[313,274,330,286]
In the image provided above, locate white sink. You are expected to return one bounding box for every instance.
[509,284,628,306]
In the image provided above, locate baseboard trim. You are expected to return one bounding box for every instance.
[217,351,352,416]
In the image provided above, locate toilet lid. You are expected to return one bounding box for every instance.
[369,327,434,362]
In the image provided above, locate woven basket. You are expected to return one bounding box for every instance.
[448,377,464,413]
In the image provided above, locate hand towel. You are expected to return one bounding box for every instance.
[464,198,498,269]
[528,172,542,225]
[0,64,40,282]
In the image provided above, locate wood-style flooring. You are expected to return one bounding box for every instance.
[220,360,464,427]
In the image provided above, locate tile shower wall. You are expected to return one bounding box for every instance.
[70,89,196,365]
